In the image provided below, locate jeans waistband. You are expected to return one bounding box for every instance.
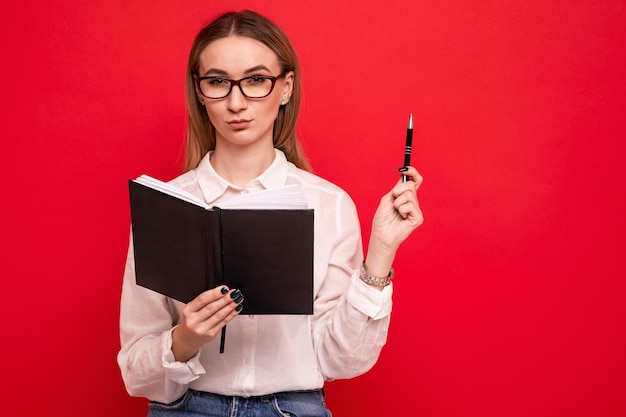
[189,388,324,403]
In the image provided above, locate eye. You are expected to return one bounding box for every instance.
[246,76,269,84]
[208,77,230,86]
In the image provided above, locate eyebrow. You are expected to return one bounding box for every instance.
[201,65,273,77]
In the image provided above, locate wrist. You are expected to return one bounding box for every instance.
[367,234,397,257]
[359,262,394,288]
[171,327,200,363]
[364,246,396,278]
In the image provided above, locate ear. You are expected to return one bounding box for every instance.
[193,76,204,103]
[281,70,295,101]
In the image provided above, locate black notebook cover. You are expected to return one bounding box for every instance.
[128,181,314,315]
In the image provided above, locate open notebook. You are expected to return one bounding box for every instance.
[128,174,314,315]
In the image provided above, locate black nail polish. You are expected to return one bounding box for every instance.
[398,166,409,172]
[220,286,229,294]
[235,304,243,312]
[230,289,242,299]
[233,294,244,304]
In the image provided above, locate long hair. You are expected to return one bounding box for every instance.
[183,10,311,172]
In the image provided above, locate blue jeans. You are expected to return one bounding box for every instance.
[147,389,332,417]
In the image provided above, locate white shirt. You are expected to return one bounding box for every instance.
[117,149,393,403]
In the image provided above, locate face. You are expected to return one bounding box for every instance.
[196,36,293,149]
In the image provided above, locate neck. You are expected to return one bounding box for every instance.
[210,142,276,187]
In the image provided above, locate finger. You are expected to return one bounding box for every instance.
[391,182,418,203]
[184,290,244,336]
[203,309,244,342]
[392,186,422,215]
[202,300,244,338]
[186,285,231,313]
[392,192,411,211]
[396,200,424,225]
[196,288,244,322]
[394,196,416,220]
[397,166,423,187]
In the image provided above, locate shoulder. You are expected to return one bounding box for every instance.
[287,165,357,211]
[165,169,211,203]
[287,165,344,194]
[167,151,215,191]
[168,170,198,190]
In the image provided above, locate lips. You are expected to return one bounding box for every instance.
[226,119,251,130]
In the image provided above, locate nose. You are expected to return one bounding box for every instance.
[226,85,248,112]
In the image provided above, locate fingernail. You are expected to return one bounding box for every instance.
[220,286,229,294]
[235,304,243,312]
[398,166,409,172]
[233,294,244,304]
[230,289,242,299]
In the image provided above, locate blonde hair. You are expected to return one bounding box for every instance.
[183,10,311,172]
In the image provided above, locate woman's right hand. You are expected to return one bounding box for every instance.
[171,286,244,362]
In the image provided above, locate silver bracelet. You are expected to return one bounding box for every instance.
[359,262,394,288]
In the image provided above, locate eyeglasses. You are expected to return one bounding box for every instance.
[196,71,289,99]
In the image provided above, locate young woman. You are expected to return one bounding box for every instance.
[118,10,423,416]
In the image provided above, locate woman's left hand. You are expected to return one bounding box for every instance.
[364,166,423,278]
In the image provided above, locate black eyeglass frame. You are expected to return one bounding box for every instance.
[196,71,290,99]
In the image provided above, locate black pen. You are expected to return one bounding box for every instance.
[402,113,413,182]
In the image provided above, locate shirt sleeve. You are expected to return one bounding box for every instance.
[161,328,206,384]
[346,274,393,320]
[116,235,205,404]
[310,191,393,381]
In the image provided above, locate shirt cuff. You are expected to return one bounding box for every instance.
[346,272,393,320]
[161,327,206,384]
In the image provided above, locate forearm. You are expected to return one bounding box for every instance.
[314,274,392,380]
[364,238,397,282]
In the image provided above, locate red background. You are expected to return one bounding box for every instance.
[2,1,625,416]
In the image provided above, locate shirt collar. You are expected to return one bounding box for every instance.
[195,148,290,204]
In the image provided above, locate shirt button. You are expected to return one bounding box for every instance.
[248,315,255,319]
[244,357,251,365]
[241,189,249,194]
